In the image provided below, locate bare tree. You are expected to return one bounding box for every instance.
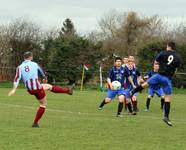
[96,10,164,62]
[0,18,43,80]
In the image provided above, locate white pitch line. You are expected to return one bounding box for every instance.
[0,102,186,123]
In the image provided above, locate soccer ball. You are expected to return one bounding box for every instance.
[111,81,121,90]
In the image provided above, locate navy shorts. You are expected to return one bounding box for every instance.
[107,88,125,100]
[148,87,164,97]
[147,74,172,95]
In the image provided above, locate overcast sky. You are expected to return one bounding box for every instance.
[0,0,186,34]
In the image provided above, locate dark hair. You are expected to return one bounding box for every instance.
[167,42,176,50]
[115,57,122,62]
[24,51,33,59]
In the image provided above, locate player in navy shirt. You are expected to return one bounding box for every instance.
[98,57,135,117]
[131,42,181,126]
[124,60,141,114]
[143,63,165,112]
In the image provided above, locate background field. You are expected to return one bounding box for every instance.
[0,88,186,150]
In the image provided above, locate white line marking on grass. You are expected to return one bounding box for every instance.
[0,102,186,123]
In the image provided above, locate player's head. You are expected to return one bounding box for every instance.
[167,42,176,51]
[123,57,128,64]
[24,51,33,60]
[128,55,135,63]
[114,57,122,67]
[153,63,159,72]
[127,60,134,70]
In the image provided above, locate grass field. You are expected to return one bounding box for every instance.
[0,88,186,150]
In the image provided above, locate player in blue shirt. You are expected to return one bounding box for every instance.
[98,57,135,117]
[131,42,181,126]
[124,60,141,114]
[8,52,74,127]
[143,63,165,112]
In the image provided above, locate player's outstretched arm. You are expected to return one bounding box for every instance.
[128,76,136,88]
[8,84,17,96]
[107,78,113,90]
[8,67,21,96]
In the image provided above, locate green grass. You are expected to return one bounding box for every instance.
[0,88,186,150]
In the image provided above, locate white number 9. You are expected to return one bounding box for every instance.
[167,55,174,65]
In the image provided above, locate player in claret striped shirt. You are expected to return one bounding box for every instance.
[8,51,74,128]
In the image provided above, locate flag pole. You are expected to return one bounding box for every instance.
[80,64,85,91]
[99,65,103,92]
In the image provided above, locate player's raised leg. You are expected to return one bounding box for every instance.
[98,97,112,110]
[42,83,74,95]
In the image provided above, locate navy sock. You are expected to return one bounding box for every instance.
[146,97,151,109]
[127,103,133,113]
[161,98,165,109]
[99,99,106,108]
[117,102,124,115]
[164,102,170,118]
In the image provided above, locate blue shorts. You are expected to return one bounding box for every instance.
[124,88,138,100]
[107,88,125,100]
[148,88,165,97]
[147,74,172,95]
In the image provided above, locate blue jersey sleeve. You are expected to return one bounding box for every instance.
[145,71,152,78]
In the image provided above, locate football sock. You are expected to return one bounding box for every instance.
[117,102,124,115]
[99,99,106,108]
[131,85,144,95]
[146,97,151,109]
[164,102,170,118]
[51,85,70,94]
[34,106,46,124]
[161,98,165,109]
[132,101,137,111]
[127,103,133,113]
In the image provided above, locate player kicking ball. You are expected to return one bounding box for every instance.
[98,57,135,117]
[131,42,181,126]
[142,63,165,112]
[8,52,74,128]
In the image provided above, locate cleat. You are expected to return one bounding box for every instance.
[116,114,123,118]
[133,108,139,113]
[162,117,173,126]
[32,123,40,128]
[98,107,103,110]
[68,83,75,95]
[145,108,149,112]
[128,112,136,115]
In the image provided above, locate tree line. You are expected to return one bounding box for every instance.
[0,11,185,87]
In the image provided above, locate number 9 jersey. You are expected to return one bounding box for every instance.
[155,50,181,78]
[14,60,47,90]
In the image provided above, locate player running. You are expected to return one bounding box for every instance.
[8,52,74,128]
[125,59,141,114]
[98,57,135,117]
[131,42,181,126]
[143,63,165,112]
